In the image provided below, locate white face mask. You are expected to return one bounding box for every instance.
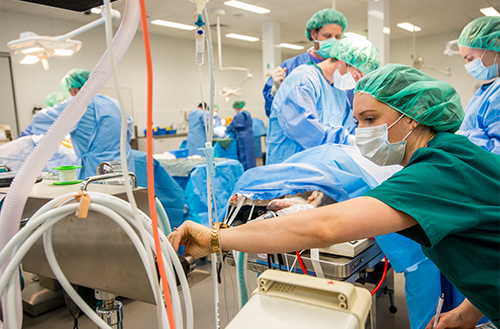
[464,49,499,80]
[332,68,356,90]
[355,114,413,166]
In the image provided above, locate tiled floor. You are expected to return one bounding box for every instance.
[20,259,410,329]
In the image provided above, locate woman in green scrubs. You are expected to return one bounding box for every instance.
[168,64,500,328]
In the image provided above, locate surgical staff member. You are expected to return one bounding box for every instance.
[458,16,500,154]
[45,91,70,108]
[169,65,500,328]
[262,8,348,117]
[187,102,209,156]
[226,100,255,170]
[20,69,135,180]
[266,36,380,164]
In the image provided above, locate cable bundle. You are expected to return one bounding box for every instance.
[0,191,193,329]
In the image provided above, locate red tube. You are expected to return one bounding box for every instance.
[138,0,176,327]
[371,255,388,296]
[296,251,308,275]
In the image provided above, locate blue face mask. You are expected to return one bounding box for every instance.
[314,38,338,59]
[465,49,499,80]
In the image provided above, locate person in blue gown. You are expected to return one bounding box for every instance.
[19,69,135,180]
[226,100,255,170]
[213,103,222,128]
[266,37,380,165]
[187,102,210,156]
[169,65,500,329]
[262,9,348,117]
[458,16,500,154]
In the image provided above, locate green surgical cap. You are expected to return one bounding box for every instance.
[45,91,69,107]
[458,16,500,52]
[60,69,91,92]
[232,100,245,109]
[355,64,464,133]
[305,9,348,41]
[331,37,380,74]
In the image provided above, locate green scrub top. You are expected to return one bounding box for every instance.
[365,132,500,326]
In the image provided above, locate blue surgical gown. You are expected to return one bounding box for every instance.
[187,109,209,156]
[226,110,256,170]
[460,78,500,154]
[20,95,135,180]
[131,150,185,230]
[266,64,355,165]
[251,117,266,158]
[214,115,222,128]
[262,52,322,117]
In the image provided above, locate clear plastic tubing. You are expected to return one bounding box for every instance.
[196,28,205,65]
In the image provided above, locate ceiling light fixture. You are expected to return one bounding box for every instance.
[480,7,500,16]
[151,19,196,30]
[397,22,421,32]
[280,43,304,50]
[223,1,270,14]
[344,32,367,39]
[225,33,259,42]
[90,7,102,15]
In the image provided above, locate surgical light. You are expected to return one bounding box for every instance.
[225,33,259,42]
[21,47,44,54]
[8,32,82,70]
[280,43,304,50]
[19,55,39,65]
[397,22,421,32]
[7,8,121,70]
[480,7,500,16]
[224,1,270,14]
[53,49,74,56]
[151,19,196,30]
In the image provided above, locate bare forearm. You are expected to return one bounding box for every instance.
[220,207,335,254]
[167,196,417,259]
[220,197,416,253]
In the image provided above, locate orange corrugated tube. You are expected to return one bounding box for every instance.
[138,0,176,327]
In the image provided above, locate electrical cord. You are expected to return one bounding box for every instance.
[371,255,388,296]
[296,250,309,275]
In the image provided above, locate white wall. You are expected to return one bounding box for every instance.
[0,10,267,135]
[390,31,482,108]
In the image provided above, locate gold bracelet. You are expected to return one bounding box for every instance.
[211,222,229,254]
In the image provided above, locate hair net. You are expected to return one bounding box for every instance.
[331,37,380,74]
[305,9,348,41]
[355,64,464,133]
[45,91,69,107]
[60,69,91,92]
[232,100,245,109]
[458,16,500,52]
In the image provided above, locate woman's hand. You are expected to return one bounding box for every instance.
[425,299,484,329]
[167,220,212,259]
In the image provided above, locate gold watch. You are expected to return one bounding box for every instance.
[211,222,229,254]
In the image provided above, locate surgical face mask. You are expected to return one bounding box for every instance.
[355,114,413,166]
[314,38,338,59]
[332,68,356,90]
[465,49,499,80]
